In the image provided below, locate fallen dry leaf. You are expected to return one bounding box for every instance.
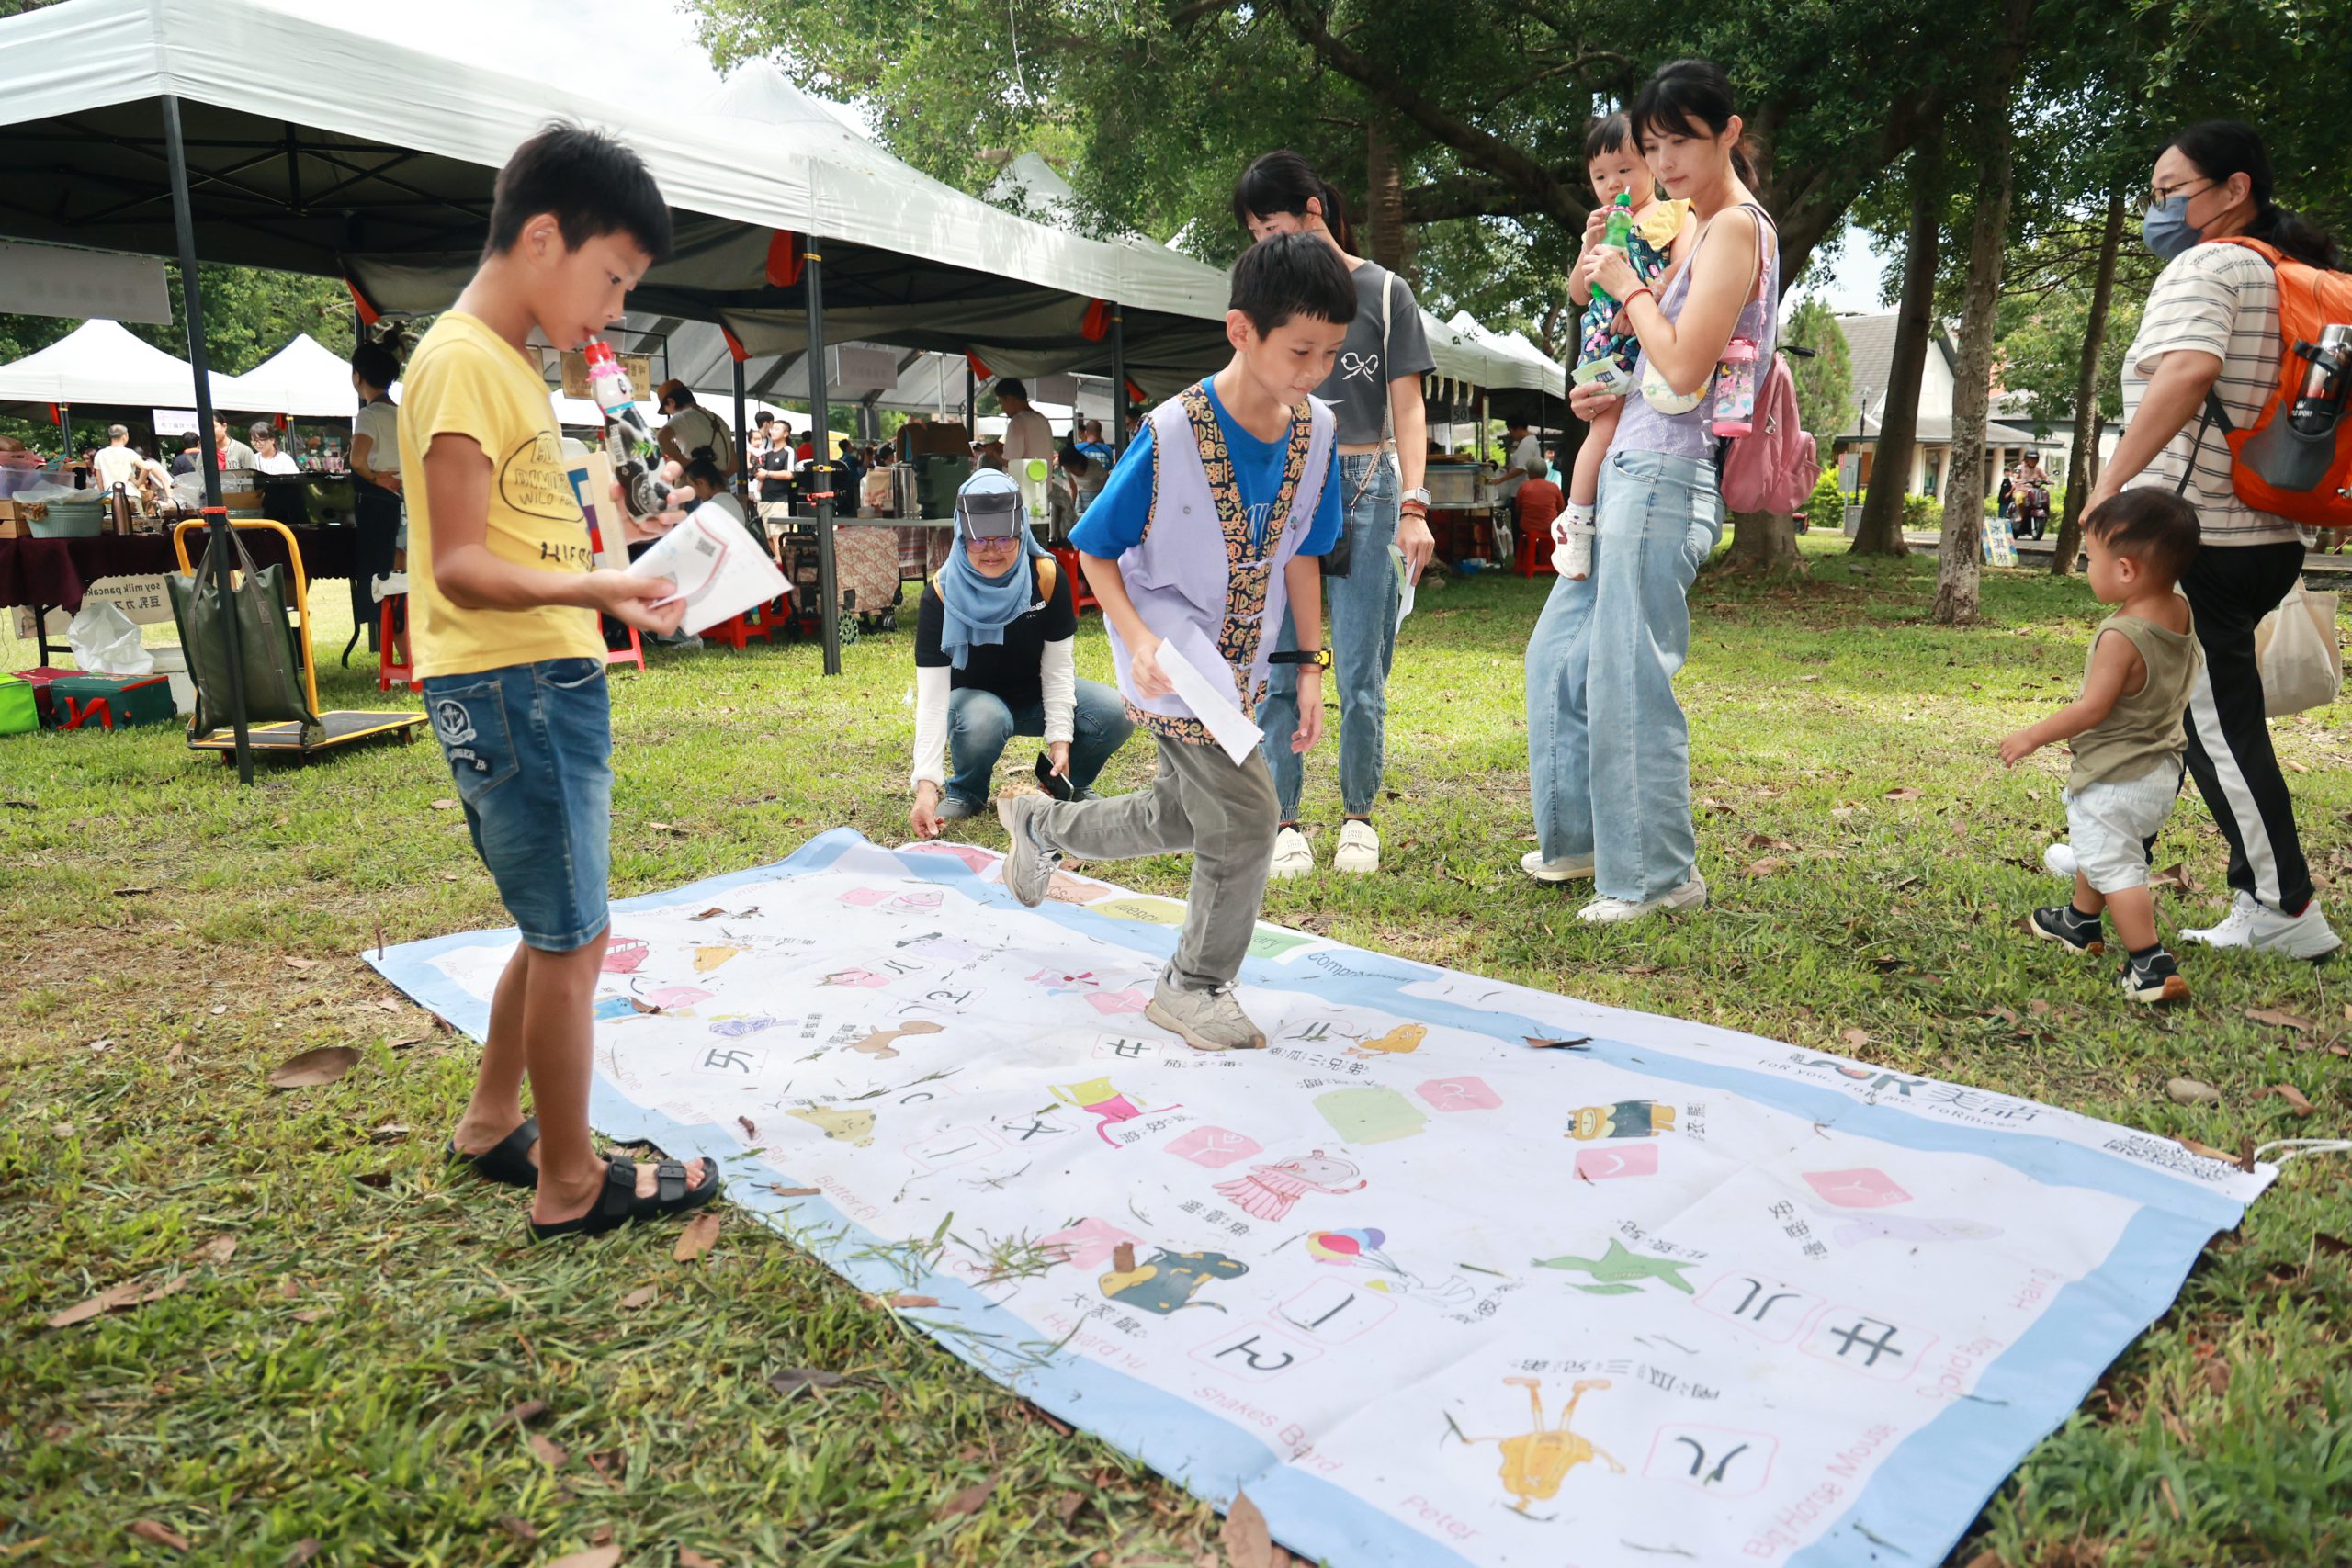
[2176,1135,2237,1165]
[937,1476,998,1518]
[1524,1034,1592,1051]
[48,1273,187,1329]
[428,798,458,810]
[112,886,155,897]
[737,1115,758,1140]
[528,1433,568,1468]
[648,820,690,835]
[2286,758,2309,774]
[128,1520,190,1551]
[876,1293,940,1309]
[1222,1489,1281,1568]
[372,998,401,1014]
[267,1046,358,1090]
[496,1517,538,1544]
[2259,1084,2317,1116]
[282,956,317,971]
[768,1367,847,1397]
[2150,863,2196,894]
[368,1122,411,1143]
[1054,1490,1086,1524]
[2245,1007,2315,1032]
[497,1399,549,1428]
[673,1210,722,1262]
[1744,856,1790,877]
[1883,786,1924,801]
[290,1308,329,1325]
[766,1185,822,1197]
[386,1033,429,1051]
[679,1551,722,1568]
[2312,1233,2352,1258]
[1839,1028,1871,1050]
[544,1549,617,1568]
[617,1286,657,1311]
[192,1235,236,1266]
[689,907,728,922]
[283,1540,321,1565]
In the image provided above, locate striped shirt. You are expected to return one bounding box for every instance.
[2120,241,2295,547]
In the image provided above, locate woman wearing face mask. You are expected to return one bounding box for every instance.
[1523,58,1775,923]
[907,468,1136,839]
[2068,121,2346,960]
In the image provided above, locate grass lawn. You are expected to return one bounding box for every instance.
[2,536,2346,1566]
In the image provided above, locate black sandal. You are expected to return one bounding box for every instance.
[527,1155,720,1242]
[446,1116,541,1189]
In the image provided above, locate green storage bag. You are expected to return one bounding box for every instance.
[0,673,35,738]
[165,525,321,736]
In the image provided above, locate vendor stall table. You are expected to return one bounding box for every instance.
[0,525,358,664]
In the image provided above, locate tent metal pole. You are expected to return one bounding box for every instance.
[1108,302,1126,462]
[732,355,749,506]
[165,93,251,784]
[964,362,976,437]
[807,237,841,677]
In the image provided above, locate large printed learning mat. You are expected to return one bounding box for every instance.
[369,829,2271,1568]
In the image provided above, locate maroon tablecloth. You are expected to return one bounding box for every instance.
[0,526,358,614]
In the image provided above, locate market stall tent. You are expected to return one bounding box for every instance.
[0,318,232,413]
[215,333,357,418]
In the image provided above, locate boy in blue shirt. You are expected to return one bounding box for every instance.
[998,234,1351,1051]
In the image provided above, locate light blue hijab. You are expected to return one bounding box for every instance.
[937,468,1051,670]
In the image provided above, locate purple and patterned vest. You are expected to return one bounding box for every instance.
[1105,382,1337,746]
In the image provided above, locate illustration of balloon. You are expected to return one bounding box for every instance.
[1308,1227,1401,1273]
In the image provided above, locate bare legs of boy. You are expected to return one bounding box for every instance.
[448,931,710,1224]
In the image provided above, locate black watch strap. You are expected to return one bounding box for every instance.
[1270,649,1330,668]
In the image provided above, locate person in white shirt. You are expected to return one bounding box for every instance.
[249,423,301,475]
[90,424,145,492]
[348,340,405,649]
[654,380,736,476]
[994,378,1055,466]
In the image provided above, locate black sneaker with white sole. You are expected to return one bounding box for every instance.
[2030,904,2105,955]
[2119,946,2190,1005]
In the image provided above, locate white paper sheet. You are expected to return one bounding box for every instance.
[1159,628,1263,765]
[624,498,787,636]
[1392,543,1415,634]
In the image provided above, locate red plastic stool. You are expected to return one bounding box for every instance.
[1050,546,1099,612]
[378,596,417,691]
[605,627,645,673]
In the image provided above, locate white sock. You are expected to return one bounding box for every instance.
[1566,502,1596,530]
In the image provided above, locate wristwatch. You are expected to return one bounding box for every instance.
[1271,649,1332,670]
[1400,486,1431,509]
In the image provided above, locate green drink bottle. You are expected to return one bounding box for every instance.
[1594,191,1634,310]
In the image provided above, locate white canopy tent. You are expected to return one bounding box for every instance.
[0,318,232,412]
[215,333,356,417]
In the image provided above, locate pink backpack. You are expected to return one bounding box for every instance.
[1719,352,1818,515]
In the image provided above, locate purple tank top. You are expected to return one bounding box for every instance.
[1613,202,1780,463]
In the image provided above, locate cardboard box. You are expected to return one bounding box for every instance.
[557,347,655,402]
[899,421,971,460]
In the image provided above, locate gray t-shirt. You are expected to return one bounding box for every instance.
[1316,262,1435,446]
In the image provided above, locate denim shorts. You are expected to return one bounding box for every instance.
[422,658,614,952]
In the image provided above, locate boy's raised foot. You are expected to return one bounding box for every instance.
[2029,904,2105,955]
[996,794,1062,906]
[2119,947,2190,1005]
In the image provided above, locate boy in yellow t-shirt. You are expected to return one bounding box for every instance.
[407,122,717,1242]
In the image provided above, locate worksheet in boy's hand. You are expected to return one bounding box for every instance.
[624,502,787,634]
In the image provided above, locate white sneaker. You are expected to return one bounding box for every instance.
[1333,819,1380,874]
[2181,890,2343,959]
[1521,849,1596,883]
[1270,826,1315,880]
[1577,874,1707,925]
[2042,842,2078,880]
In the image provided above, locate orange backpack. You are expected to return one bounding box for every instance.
[2193,236,2352,526]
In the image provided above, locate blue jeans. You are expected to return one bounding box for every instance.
[1525,449,1723,902]
[1258,451,1398,820]
[946,678,1135,808]
[421,657,613,952]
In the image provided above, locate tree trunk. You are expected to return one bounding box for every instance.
[2052,188,2125,576]
[1724,510,1806,572]
[1366,118,1408,274]
[1931,126,2018,626]
[1849,140,1943,557]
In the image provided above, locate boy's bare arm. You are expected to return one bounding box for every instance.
[423,434,683,634]
[1283,554,1326,754]
[1998,631,2143,765]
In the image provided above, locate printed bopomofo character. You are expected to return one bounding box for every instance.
[1097,1242,1249,1314]
[1568,1100,1677,1141]
[1213,1150,1368,1222]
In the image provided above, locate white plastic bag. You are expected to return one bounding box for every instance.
[66,600,154,676]
[2255,581,2341,716]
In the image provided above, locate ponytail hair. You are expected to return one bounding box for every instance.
[1628,58,1762,197]
[1232,150,1358,254]
[2165,120,2341,271]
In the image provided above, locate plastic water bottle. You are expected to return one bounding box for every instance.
[1592,192,1634,312]
[1713,340,1758,437]
[583,340,633,417]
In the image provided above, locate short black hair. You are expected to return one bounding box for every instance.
[2084,489,2199,585]
[996,379,1028,403]
[754,410,775,428]
[351,341,400,392]
[181,433,200,449]
[484,121,673,265]
[1585,113,1634,164]
[683,456,725,490]
[249,422,276,443]
[1228,231,1357,337]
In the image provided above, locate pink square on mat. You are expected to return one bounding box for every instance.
[839,887,889,907]
[1415,1077,1502,1112]
[1165,1126,1264,1168]
[1802,1168,1913,1209]
[1575,1143,1660,1180]
[1086,989,1149,1016]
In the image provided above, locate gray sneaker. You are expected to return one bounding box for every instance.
[995,794,1061,906]
[937,794,981,822]
[1145,973,1267,1052]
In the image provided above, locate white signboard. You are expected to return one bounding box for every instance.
[12,573,177,640]
[831,344,902,393]
[0,241,171,325]
[153,409,200,437]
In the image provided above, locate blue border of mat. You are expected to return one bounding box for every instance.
[369,829,2254,1567]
